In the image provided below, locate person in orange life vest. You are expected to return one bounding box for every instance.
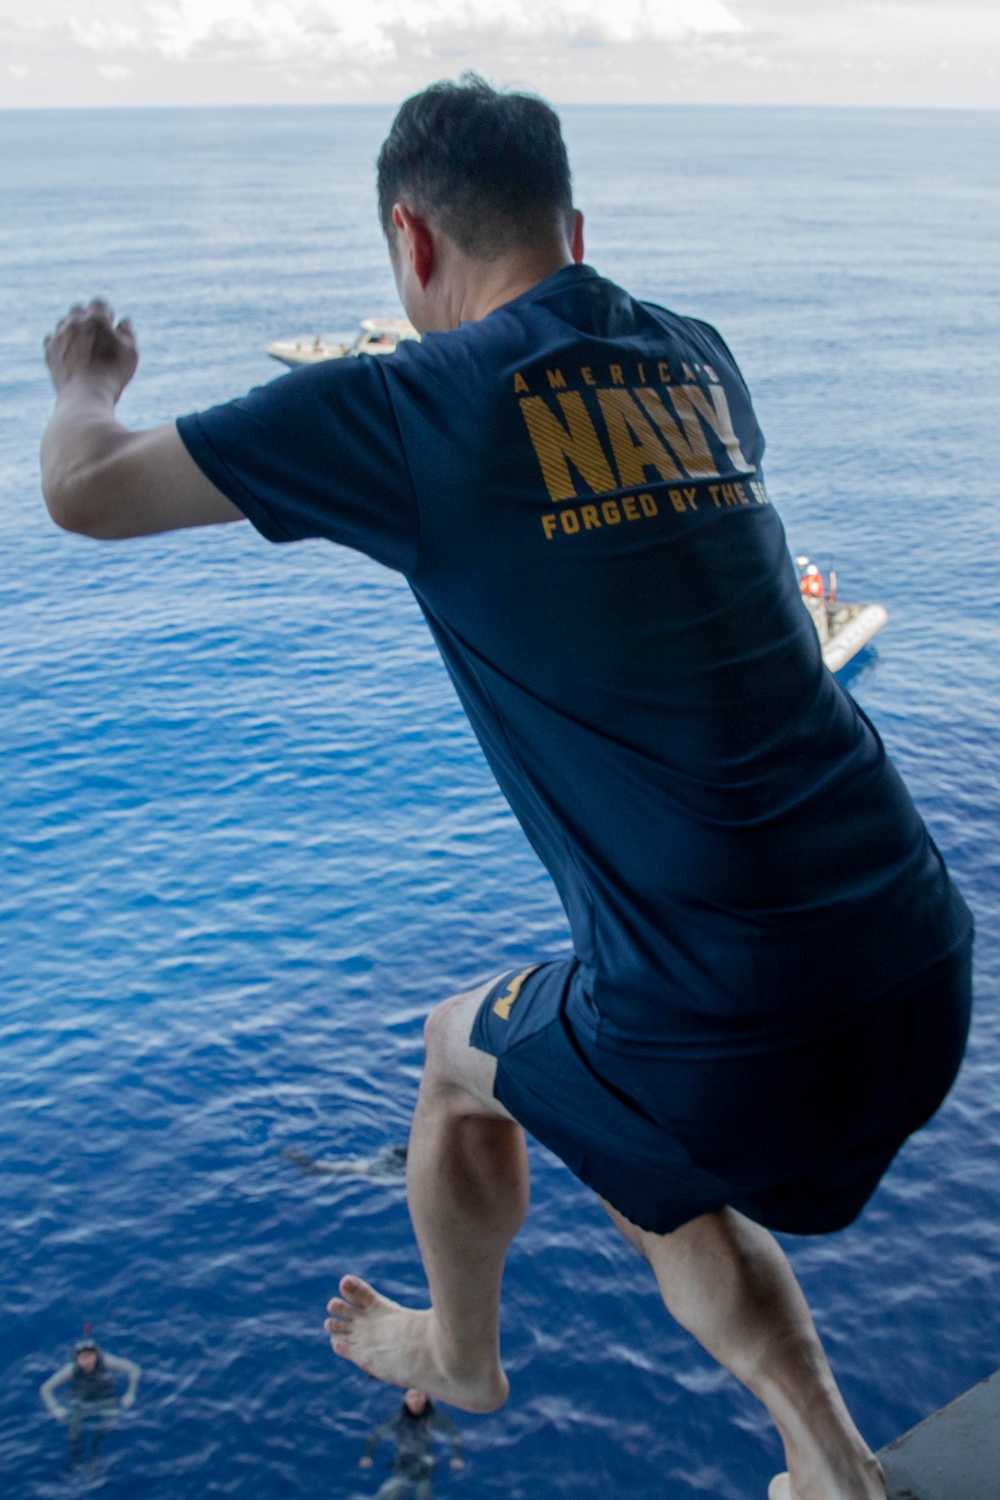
[800,563,825,599]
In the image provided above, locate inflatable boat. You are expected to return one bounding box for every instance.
[795,556,887,673]
[266,316,419,368]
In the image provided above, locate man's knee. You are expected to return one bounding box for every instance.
[421,982,511,1119]
[423,991,465,1057]
[423,981,489,1072]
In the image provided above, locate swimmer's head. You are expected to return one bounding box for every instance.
[73,1337,100,1372]
[404,1389,429,1415]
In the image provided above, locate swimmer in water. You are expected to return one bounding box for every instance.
[283,1143,408,1179]
[40,1336,141,1474]
[360,1388,463,1500]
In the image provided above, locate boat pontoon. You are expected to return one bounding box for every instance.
[266,317,419,369]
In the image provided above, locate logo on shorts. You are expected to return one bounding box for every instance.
[492,966,540,1022]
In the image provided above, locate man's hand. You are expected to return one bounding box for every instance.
[121,1391,136,1411]
[450,1457,465,1470]
[45,299,138,400]
[358,1455,374,1468]
[40,301,243,539]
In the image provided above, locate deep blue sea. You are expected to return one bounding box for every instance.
[1,105,999,1499]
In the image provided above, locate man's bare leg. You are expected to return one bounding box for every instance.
[327,980,886,1491]
[325,980,524,1413]
[602,1202,885,1500]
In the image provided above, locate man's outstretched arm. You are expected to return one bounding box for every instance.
[103,1352,142,1408]
[39,1364,73,1419]
[431,1407,464,1467]
[41,299,243,540]
[359,1413,399,1466]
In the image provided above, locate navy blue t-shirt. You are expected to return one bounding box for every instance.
[178,264,970,1058]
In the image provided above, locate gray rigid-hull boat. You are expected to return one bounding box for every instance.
[266,316,419,369]
[796,556,887,673]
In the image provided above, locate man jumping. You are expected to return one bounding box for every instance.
[40,76,972,1500]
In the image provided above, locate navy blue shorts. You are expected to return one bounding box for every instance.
[470,947,972,1236]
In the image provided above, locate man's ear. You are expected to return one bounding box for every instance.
[392,204,436,290]
[571,210,585,265]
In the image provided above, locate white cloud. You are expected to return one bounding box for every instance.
[0,0,997,106]
[60,0,742,66]
[68,16,142,51]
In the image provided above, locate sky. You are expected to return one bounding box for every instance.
[1,0,998,109]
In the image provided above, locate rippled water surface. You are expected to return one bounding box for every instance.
[2,105,999,1498]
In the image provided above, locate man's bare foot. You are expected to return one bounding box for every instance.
[324,1275,509,1414]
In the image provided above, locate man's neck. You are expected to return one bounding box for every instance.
[455,247,576,326]
[421,242,576,332]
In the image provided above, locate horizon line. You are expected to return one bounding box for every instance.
[2,99,998,114]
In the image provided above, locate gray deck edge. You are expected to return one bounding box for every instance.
[877,1367,1000,1500]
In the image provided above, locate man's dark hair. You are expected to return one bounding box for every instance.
[376,74,573,260]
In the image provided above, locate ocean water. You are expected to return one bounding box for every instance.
[1,104,999,1498]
